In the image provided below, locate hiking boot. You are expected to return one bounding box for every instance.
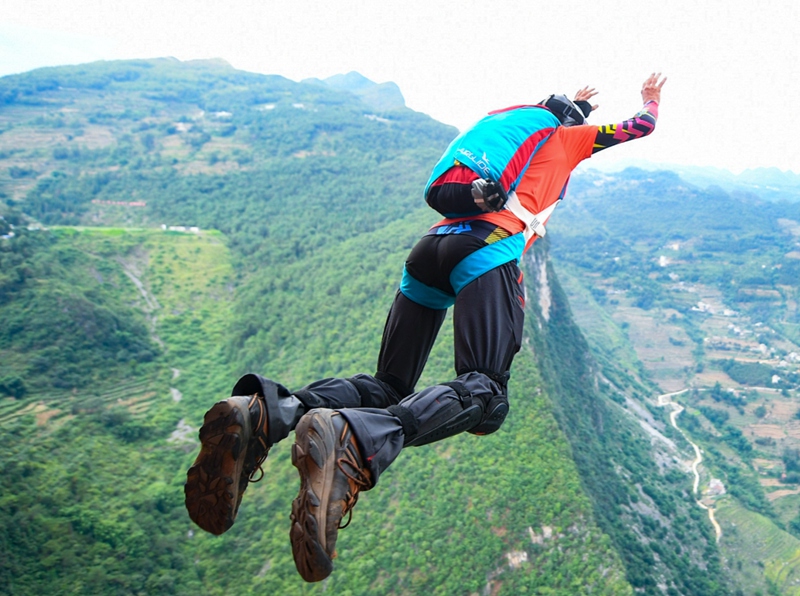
[290,409,371,582]
[184,394,271,535]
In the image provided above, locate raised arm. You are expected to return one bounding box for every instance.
[590,73,666,154]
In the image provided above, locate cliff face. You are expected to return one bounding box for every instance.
[523,237,728,595]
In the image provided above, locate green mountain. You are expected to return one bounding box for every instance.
[595,162,800,203]
[304,71,407,112]
[549,167,800,595]
[0,59,740,595]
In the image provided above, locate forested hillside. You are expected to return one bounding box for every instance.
[549,168,800,594]
[0,59,744,594]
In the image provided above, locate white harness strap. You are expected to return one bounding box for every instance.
[504,191,561,243]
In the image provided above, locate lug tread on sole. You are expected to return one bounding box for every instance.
[290,410,338,582]
[185,401,247,536]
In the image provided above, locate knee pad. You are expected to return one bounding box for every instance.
[458,368,510,436]
[389,381,484,448]
[468,393,509,436]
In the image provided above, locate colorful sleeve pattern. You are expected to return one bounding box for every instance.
[591,101,659,154]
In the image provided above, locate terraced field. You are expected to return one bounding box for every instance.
[1,227,235,436]
[716,498,800,595]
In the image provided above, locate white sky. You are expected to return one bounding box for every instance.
[1,0,798,174]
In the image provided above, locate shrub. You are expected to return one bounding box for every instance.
[0,376,27,398]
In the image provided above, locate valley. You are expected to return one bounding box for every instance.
[551,168,800,594]
[2,57,798,595]
[1,60,638,595]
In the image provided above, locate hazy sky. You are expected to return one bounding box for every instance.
[1,0,798,174]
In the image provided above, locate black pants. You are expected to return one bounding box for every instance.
[284,232,526,486]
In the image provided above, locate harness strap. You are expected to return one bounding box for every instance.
[441,381,472,408]
[347,376,375,408]
[504,191,561,243]
[387,405,419,441]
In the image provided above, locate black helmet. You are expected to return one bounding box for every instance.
[541,94,592,126]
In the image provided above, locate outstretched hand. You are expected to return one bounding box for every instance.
[573,86,599,112]
[641,73,667,104]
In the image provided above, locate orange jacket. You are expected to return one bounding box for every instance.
[433,124,597,253]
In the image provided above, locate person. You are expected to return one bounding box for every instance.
[184,73,667,582]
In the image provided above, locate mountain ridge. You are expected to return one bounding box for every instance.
[4,57,792,594]
[1,58,637,594]
[303,71,407,112]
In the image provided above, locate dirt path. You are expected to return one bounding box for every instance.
[657,389,723,542]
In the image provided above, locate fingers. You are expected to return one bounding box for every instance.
[640,72,665,104]
[642,72,667,89]
[474,197,491,212]
[574,86,599,102]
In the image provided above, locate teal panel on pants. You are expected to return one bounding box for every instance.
[399,265,455,310]
[450,234,524,295]
[399,233,523,310]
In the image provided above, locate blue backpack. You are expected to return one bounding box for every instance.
[424,105,560,217]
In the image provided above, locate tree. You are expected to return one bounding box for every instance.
[0,376,27,399]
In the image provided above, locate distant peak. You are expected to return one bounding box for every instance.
[323,71,377,92]
[312,71,406,111]
[184,58,233,68]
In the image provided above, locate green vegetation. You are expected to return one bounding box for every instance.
[549,163,800,594]
[0,375,26,398]
[715,497,800,595]
[8,56,796,595]
[0,227,159,391]
[524,243,728,595]
[0,59,644,594]
[0,221,635,596]
[0,227,236,595]
[550,169,800,336]
[719,359,775,387]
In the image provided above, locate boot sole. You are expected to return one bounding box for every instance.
[184,399,251,535]
[290,410,338,582]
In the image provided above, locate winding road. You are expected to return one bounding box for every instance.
[657,389,723,542]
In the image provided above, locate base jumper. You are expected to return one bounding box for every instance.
[185,74,667,582]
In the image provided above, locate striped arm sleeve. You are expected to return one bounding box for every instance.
[591,100,659,154]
